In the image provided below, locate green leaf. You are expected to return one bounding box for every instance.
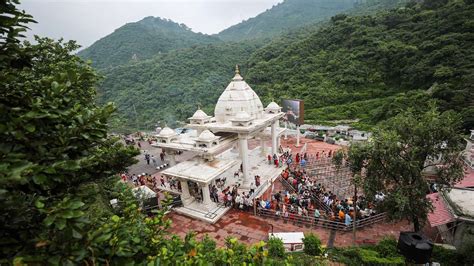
[56,219,66,230]
[111,215,120,222]
[25,124,35,133]
[61,210,74,219]
[72,229,82,239]
[95,233,112,243]
[32,174,47,185]
[44,215,55,227]
[68,201,84,209]
[35,199,45,209]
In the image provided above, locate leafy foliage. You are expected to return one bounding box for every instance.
[303,233,322,256]
[99,42,262,130]
[78,16,221,69]
[1,2,300,264]
[267,236,286,258]
[217,0,356,41]
[96,0,473,132]
[247,0,474,130]
[348,106,465,231]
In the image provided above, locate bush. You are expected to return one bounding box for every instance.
[459,238,474,264]
[358,249,404,265]
[303,233,322,256]
[431,245,464,265]
[372,236,399,257]
[201,235,217,253]
[330,238,405,266]
[267,236,285,258]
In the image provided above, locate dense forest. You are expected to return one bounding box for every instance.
[216,0,356,42]
[90,0,432,131]
[94,0,473,132]
[78,16,220,69]
[247,0,474,130]
[100,43,261,130]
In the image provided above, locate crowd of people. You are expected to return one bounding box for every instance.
[119,136,381,230]
[255,150,380,228]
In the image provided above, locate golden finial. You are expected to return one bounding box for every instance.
[197,103,201,110]
[235,64,240,75]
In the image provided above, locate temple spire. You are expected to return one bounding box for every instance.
[235,64,240,75]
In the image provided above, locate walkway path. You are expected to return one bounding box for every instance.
[167,209,411,247]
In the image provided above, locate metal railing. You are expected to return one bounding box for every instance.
[256,208,386,232]
[279,176,296,193]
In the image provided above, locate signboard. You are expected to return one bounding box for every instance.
[282,99,304,126]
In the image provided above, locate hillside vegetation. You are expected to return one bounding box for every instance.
[96,0,473,132]
[216,0,355,41]
[100,42,261,130]
[78,16,220,69]
[246,0,473,130]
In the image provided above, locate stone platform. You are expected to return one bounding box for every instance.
[174,202,231,224]
[171,146,284,223]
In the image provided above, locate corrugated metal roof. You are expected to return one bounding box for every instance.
[427,192,455,227]
[456,168,474,188]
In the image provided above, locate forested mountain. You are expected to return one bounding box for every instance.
[100,43,261,130]
[246,0,474,130]
[78,17,220,69]
[216,0,355,42]
[96,0,473,132]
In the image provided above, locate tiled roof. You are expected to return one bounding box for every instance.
[455,168,474,188]
[427,193,455,227]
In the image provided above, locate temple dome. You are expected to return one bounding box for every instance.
[214,65,264,123]
[235,111,251,120]
[191,109,209,119]
[198,130,216,141]
[266,102,280,109]
[159,127,175,137]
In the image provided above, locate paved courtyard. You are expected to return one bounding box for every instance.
[128,136,412,247]
[167,209,412,247]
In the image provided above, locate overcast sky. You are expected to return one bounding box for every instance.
[20,0,283,49]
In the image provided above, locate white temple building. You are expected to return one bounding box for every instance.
[152,66,285,223]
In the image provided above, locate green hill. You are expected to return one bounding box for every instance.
[246,0,473,130]
[216,0,356,42]
[78,16,221,69]
[97,0,473,132]
[100,42,261,131]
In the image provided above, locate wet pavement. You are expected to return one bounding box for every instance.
[167,208,412,247]
[129,137,413,247]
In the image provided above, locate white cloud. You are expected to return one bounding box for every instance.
[20,0,282,48]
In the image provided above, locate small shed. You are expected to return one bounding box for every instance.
[132,185,159,211]
[269,232,305,252]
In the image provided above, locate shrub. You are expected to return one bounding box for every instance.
[459,238,474,264]
[267,236,285,258]
[372,236,399,257]
[201,235,217,253]
[303,233,322,256]
[358,249,404,265]
[431,245,464,265]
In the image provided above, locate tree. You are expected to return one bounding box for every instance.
[0,1,141,262]
[349,106,465,231]
[0,2,292,264]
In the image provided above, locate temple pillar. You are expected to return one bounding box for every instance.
[260,137,266,156]
[180,180,193,206]
[271,121,278,155]
[296,125,300,147]
[202,184,212,205]
[166,149,177,166]
[201,183,216,211]
[239,135,250,183]
[284,121,288,140]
